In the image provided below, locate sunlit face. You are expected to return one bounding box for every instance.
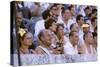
[22,33,33,46]
[83,27,90,33]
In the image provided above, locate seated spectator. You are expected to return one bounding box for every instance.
[55,23,69,54]
[18,29,36,54]
[83,31,97,54]
[64,31,84,55]
[56,23,69,44]
[35,29,62,55]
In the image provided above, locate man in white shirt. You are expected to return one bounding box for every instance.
[64,31,79,55]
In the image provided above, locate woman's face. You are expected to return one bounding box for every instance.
[58,26,64,37]
[22,33,33,46]
[51,22,57,32]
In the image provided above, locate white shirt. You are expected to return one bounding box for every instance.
[62,18,76,34]
[64,41,78,55]
[34,20,45,38]
[78,27,84,45]
[84,45,97,54]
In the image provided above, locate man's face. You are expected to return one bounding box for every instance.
[22,33,33,46]
[79,17,84,26]
[83,27,89,33]
[51,22,57,32]
[72,32,79,45]
[92,19,97,27]
[42,30,52,46]
[85,9,91,16]
[16,12,23,27]
[51,6,59,16]
[63,9,71,20]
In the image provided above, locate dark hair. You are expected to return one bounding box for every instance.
[45,18,56,29]
[56,23,64,33]
[94,26,97,32]
[84,6,90,12]
[70,23,76,31]
[92,9,97,14]
[38,30,44,41]
[68,5,74,10]
[83,31,92,40]
[76,14,83,22]
[91,16,97,22]
[56,23,64,29]
[42,9,51,20]
[50,4,60,9]
[92,32,97,38]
